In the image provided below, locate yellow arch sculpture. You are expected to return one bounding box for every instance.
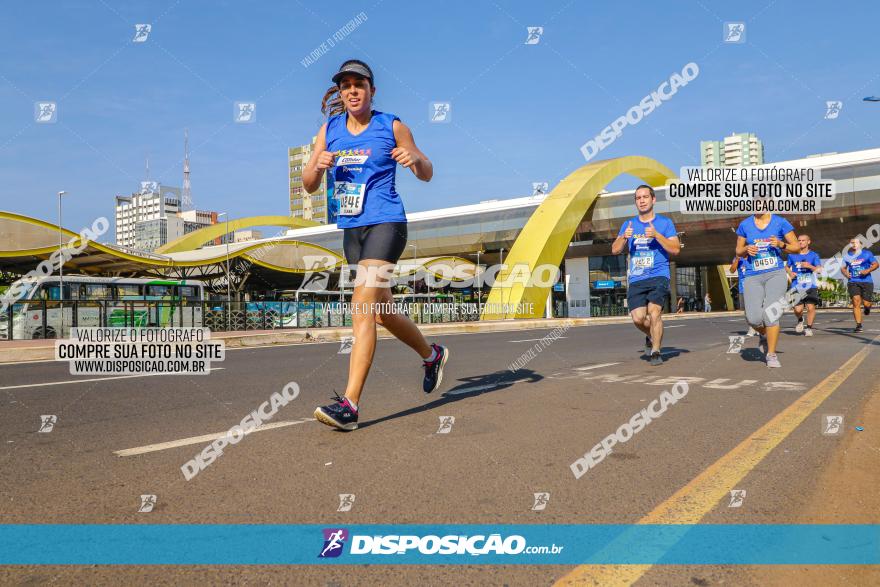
[156,215,318,253]
[481,156,676,320]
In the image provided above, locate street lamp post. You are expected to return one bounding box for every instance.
[218,213,231,302]
[218,212,231,330]
[57,191,67,334]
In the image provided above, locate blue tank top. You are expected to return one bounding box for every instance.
[325,110,407,228]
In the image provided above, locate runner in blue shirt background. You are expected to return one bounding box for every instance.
[785,234,822,337]
[611,185,680,366]
[735,213,799,367]
[841,237,878,333]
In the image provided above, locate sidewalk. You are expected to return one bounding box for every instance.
[0,311,747,364]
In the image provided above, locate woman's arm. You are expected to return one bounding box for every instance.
[392,120,433,181]
[735,236,751,257]
[781,230,800,254]
[302,123,334,194]
[729,256,740,273]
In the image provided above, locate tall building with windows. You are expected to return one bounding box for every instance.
[115,183,183,251]
[701,132,764,167]
[115,183,227,252]
[289,138,334,224]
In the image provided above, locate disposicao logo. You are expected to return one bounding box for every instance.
[319,528,348,558]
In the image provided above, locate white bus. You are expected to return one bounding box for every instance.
[1,275,205,340]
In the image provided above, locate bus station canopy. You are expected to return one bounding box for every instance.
[0,211,480,286]
[0,211,344,279]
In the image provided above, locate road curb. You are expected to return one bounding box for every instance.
[0,309,847,363]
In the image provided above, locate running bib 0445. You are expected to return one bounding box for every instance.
[336,182,366,216]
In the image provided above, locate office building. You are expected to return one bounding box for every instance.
[289,139,334,224]
[701,132,764,167]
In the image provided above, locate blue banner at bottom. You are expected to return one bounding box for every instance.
[0,525,877,565]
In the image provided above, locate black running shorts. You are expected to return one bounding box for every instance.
[797,288,820,306]
[343,222,408,265]
[627,276,670,309]
[848,281,874,300]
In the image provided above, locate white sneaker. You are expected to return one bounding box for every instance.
[795,321,804,333]
[746,327,757,337]
[766,353,781,368]
[804,327,813,337]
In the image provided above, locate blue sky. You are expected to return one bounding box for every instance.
[1,0,879,235]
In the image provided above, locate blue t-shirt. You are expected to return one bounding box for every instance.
[735,215,794,279]
[787,251,821,290]
[843,249,877,283]
[325,110,407,229]
[617,214,678,283]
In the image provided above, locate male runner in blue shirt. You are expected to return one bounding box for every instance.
[785,234,822,336]
[842,237,878,333]
[611,185,680,366]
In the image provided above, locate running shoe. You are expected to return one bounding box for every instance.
[423,343,449,393]
[314,394,358,431]
[795,320,804,333]
[746,327,757,337]
[804,327,813,337]
[855,323,864,333]
[766,353,781,368]
[865,306,871,316]
[649,351,663,366]
[644,336,652,356]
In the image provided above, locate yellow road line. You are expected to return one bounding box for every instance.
[555,335,878,586]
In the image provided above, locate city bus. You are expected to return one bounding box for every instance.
[1,275,204,339]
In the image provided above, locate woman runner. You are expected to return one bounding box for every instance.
[303,60,449,430]
[734,213,799,367]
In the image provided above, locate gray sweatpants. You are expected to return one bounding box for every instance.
[743,270,788,327]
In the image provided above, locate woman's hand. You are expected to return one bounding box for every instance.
[314,151,336,171]
[746,244,759,256]
[390,146,419,169]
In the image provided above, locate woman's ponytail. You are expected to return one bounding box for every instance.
[321,86,345,117]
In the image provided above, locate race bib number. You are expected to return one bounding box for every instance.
[631,253,654,271]
[753,255,778,271]
[797,273,814,286]
[336,182,365,216]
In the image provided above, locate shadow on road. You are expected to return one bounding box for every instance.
[637,347,691,362]
[357,369,543,429]
[815,327,880,346]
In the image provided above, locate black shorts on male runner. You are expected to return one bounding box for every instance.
[848,281,874,300]
[343,222,408,265]
[796,288,820,306]
[627,276,670,309]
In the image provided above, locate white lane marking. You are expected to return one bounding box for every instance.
[0,368,226,391]
[445,383,503,396]
[114,417,316,457]
[665,324,686,328]
[509,337,568,343]
[574,362,621,371]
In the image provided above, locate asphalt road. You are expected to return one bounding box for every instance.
[1,311,878,586]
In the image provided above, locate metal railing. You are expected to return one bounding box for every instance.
[1,299,482,340]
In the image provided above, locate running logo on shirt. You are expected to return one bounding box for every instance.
[335,148,371,167]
